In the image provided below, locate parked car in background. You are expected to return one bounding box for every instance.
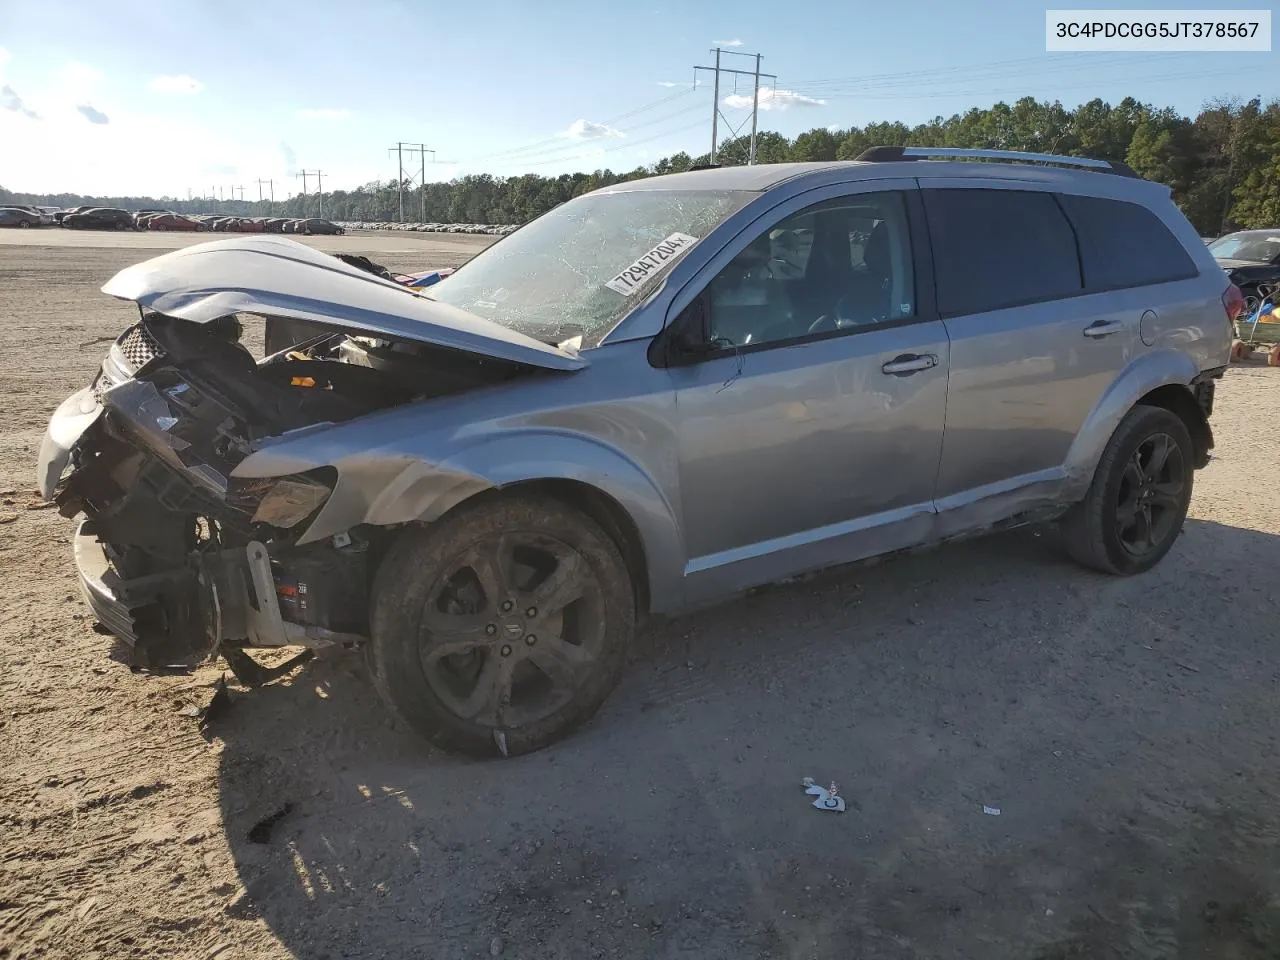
[281,219,302,233]
[133,209,171,229]
[1208,229,1280,302]
[54,205,94,224]
[6,204,57,225]
[143,213,208,232]
[38,148,1233,757]
[0,206,46,228]
[298,218,344,235]
[61,208,135,230]
[263,218,289,233]
[235,218,267,233]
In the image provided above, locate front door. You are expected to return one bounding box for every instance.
[664,186,951,602]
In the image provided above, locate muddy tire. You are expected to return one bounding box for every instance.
[367,492,636,757]
[1060,405,1194,576]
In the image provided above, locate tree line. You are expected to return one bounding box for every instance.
[4,96,1278,236]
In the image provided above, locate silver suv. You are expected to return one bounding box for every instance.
[38,147,1236,756]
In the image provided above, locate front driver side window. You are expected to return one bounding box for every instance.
[703,191,915,350]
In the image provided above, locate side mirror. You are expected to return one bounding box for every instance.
[658,297,718,367]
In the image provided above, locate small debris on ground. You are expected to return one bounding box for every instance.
[247,802,295,844]
[0,514,16,524]
[802,776,846,813]
[489,935,504,957]
[24,501,57,511]
[983,805,1001,816]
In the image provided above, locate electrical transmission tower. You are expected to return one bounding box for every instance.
[296,170,324,217]
[694,48,776,164]
[256,178,275,214]
[389,142,435,222]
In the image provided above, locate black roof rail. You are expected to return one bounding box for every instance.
[854,145,1140,178]
[689,163,723,171]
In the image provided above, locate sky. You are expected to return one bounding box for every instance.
[0,0,1276,198]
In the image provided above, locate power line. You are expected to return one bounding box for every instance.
[446,88,696,165]
[256,178,274,214]
[695,47,776,164]
[389,142,435,222]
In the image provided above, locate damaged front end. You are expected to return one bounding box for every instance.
[46,314,407,668]
[38,237,584,671]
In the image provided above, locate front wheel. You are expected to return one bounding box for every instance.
[18,220,30,229]
[1060,405,1194,575]
[368,493,636,757]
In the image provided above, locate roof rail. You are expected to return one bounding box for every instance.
[855,145,1139,178]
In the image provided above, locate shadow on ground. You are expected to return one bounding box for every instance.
[214,519,1280,960]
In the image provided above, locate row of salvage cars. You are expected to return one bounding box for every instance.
[135,212,345,235]
[0,204,346,235]
[333,220,518,236]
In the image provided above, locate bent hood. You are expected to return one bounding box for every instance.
[101,236,585,371]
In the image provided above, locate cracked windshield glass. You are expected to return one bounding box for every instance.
[425,189,752,344]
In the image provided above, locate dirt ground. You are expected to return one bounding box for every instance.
[2,231,1280,960]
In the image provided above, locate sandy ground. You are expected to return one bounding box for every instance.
[2,231,1280,960]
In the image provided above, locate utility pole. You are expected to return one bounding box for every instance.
[391,142,404,221]
[256,178,275,214]
[314,171,323,218]
[694,48,776,165]
[710,48,720,161]
[388,143,434,222]
[749,53,762,164]
[296,171,308,215]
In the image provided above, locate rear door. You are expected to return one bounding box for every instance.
[920,183,1134,506]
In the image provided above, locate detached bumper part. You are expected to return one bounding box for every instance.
[73,523,363,668]
[74,526,139,644]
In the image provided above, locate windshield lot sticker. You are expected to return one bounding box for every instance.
[605,233,698,295]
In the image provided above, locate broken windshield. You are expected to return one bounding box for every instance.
[425,189,754,344]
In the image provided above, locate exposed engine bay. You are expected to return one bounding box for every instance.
[51,309,526,670]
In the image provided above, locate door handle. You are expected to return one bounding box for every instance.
[881,353,938,375]
[1083,320,1125,338]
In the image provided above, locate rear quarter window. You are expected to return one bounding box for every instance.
[1057,194,1198,291]
[922,189,1082,317]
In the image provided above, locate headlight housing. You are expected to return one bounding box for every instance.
[229,469,335,529]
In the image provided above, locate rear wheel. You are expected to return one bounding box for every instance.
[1060,405,1194,575]
[368,493,636,757]
[18,220,30,229]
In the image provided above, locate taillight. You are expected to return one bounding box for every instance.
[1223,282,1246,322]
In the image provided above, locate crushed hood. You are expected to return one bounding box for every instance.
[101,236,585,371]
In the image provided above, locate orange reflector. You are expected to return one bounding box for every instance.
[290,376,316,388]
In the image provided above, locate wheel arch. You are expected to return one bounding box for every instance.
[1064,350,1205,491]
[1135,383,1212,468]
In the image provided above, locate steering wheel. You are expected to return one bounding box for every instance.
[806,313,836,335]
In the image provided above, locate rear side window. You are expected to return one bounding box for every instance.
[922,189,1082,317]
[1057,194,1198,290]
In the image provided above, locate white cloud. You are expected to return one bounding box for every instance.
[76,103,109,124]
[656,81,682,88]
[59,62,103,95]
[723,88,826,111]
[713,38,744,47]
[297,107,351,120]
[0,47,11,69]
[149,74,204,94]
[2,84,39,119]
[559,118,624,140]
